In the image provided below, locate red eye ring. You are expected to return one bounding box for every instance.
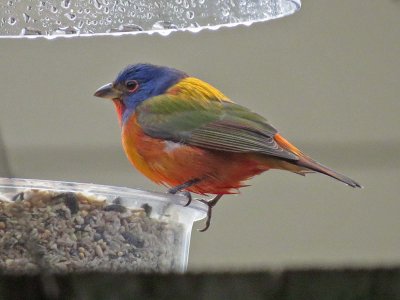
[125,80,138,92]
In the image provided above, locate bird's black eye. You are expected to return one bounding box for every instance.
[125,80,138,92]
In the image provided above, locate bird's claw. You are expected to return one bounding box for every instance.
[181,191,192,207]
[198,199,213,232]
[197,195,223,232]
[168,189,193,207]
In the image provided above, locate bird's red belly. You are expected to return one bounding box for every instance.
[122,115,270,195]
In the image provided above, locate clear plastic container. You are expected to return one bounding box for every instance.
[0,178,207,273]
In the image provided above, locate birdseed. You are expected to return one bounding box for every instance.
[0,189,185,273]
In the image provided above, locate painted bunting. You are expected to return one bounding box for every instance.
[94,63,362,231]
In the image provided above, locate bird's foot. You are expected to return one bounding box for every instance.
[198,194,223,232]
[168,178,201,207]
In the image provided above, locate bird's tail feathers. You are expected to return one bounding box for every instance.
[274,134,362,188]
[296,155,362,188]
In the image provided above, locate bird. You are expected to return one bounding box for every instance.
[94,63,362,231]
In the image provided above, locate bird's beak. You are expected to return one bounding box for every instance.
[93,83,122,99]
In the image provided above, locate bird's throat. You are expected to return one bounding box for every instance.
[112,99,126,126]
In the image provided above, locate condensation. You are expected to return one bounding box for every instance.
[0,0,300,37]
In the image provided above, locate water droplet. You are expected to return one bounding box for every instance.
[7,1,13,6]
[61,0,71,9]
[186,11,194,19]
[78,20,84,28]
[7,17,16,25]
[55,25,79,34]
[20,27,42,35]
[109,24,143,33]
[51,6,58,13]
[64,12,76,20]
[199,0,205,4]
[23,13,30,23]
[158,30,171,37]
[94,0,102,10]
[27,5,32,11]
[84,8,90,14]
[124,24,143,31]
[229,16,240,23]
[222,8,230,17]
[152,20,178,30]
[103,7,109,14]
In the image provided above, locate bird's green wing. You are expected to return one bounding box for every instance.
[136,95,298,160]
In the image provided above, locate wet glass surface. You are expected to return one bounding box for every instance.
[0,0,301,37]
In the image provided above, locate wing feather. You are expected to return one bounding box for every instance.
[135,79,298,161]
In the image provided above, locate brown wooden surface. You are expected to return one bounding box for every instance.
[1,268,400,300]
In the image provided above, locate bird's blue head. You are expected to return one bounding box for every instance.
[94,63,187,124]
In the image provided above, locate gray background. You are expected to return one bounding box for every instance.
[0,1,399,270]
